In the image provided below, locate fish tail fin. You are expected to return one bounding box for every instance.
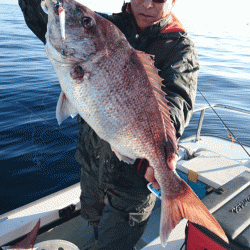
[160,177,228,247]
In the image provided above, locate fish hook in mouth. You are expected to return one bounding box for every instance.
[41,0,66,41]
[56,0,66,41]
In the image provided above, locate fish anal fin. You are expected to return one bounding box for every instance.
[136,50,177,153]
[56,91,78,125]
[160,178,228,247]
[8,219,41,249]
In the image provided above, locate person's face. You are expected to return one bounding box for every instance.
[130,0,174,30]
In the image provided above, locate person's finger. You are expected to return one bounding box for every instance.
[144,166,155,182]
[144,167,161,189]
[151,180,161,189]
[167,153,178,170]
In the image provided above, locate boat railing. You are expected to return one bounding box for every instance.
[193,104,250,142]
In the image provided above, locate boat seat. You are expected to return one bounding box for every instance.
[177,148,250,188]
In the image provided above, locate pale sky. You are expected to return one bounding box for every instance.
[1,0,250,35]
[2,0,250,17]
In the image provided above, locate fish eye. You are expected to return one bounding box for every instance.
[81,17,94,29]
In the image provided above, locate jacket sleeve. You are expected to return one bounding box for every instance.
[156,35,199,139]
[18,0,48,44]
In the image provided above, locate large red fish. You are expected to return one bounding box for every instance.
[43,0,228,246]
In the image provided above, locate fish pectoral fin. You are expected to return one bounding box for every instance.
[160,178,228,247]
[56,91,78,125]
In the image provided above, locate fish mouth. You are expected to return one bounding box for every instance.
[45,0,98,63]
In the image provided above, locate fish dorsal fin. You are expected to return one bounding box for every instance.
[136,50,177,153]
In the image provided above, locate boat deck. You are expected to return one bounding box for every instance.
[1,133,250,249]
[34,202,162,250]
[33,135,250,250]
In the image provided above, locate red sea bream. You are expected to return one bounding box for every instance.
[43,0,228,246]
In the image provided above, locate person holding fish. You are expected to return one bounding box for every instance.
[19,0,228,249]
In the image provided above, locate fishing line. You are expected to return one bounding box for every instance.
[16,100,77,166]
[29,104,43,167]
[16,101,77,143]
[197,88,250,158]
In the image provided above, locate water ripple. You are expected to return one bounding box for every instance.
[0,4,250,215]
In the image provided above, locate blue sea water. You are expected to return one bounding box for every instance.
[0,4,250,215]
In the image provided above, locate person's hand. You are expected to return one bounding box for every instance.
[144,153,178,189]
[144,166,161,189]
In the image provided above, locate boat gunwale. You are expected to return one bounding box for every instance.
[189,104,250,148]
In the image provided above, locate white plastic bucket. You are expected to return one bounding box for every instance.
[34,240,80,250]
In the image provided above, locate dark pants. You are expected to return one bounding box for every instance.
[80,170,156,250]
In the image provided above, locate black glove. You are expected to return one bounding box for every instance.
[134,158,149,176]
[19,0,48,44]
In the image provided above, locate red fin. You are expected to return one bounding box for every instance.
[136,50,178,154]
[9,219,40,249]
[160,179,228,246]
[136,50,164,88]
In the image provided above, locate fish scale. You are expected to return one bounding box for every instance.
[44,0,229,247]
[84,49,163,162]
